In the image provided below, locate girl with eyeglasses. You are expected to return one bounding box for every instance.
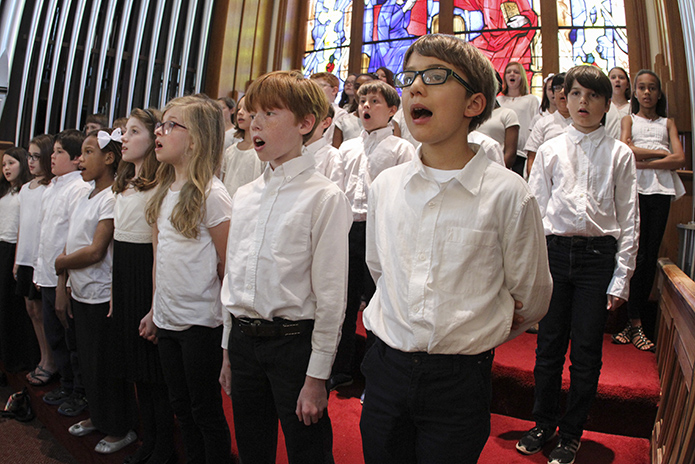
[140,95,233,464]
[15,135,55,385]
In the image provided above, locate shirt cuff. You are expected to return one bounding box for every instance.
[306,351,334,380]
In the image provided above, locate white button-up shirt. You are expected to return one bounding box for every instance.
[341,127,414,221]
[34,171,92,288]
[525,111,572,154]
[305,137,346,191]
[528,126,639,300]
[221,153,352,380]
[364,147,552,355]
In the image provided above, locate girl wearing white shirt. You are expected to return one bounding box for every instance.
[0,147,35,374]
[614,70,685,352]
[15,136,55,385]
[141,95,233,464]
[605,67,632,139]
[55,129,137,454]
[220,96,265,198]
[497,61,541,176]
[113,108,177,464]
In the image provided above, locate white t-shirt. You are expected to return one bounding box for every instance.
[153,177,232,331]
[468,132,505,166]
[65,187,115,304]
[15,182,47,265]
[34,171,92,288]
[114,188,155,243]
[605,101,631,140]
[524,111,572,154]
[475,106,520,148]
[497,94,541,158]
[220,142,266,199]
[0,191,20,243]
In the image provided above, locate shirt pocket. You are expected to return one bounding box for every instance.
[436,227,501,295]
[271,212,311,256]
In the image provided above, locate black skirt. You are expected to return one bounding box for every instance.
[0,241,39,372]
[111,240,165,384]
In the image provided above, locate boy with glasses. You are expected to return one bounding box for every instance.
[359,34,552,464]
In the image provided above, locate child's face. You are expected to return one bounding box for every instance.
[344,75,356,97]
[51,141,78,176]
[609,69,628,98]
[554,85,568,115]
[567,81,610,134]
[84,122,102,134]
[2,154,20,185]
[154,107,190,166]
[358,91,397,133]
[505,64,522,90]
[315,78,339,102]
[78,136,110,182]
[401,52,479,149]
[236,99,250,131]
[122,117,151,165]
[249,106,314,168]
[27,143,43,176]
[376,69,389,83]
[545,80,555,104]
[634,74,660,110]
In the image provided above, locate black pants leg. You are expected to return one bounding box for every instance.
[41,287,73,391]
[157,325,232,464]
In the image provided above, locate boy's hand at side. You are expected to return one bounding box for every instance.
[138,309,158,344]
[511,299,524,331]
[219,349,232,397]
[607,295,625,311]
[55,285,72,329]
[296,376,328,426]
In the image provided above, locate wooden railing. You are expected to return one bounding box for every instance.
[652,258,695,463]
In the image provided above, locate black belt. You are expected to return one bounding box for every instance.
[234,316,314,338]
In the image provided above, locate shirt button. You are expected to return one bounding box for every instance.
[428,202,435,208]
[285,176,291,182]
[246,284,253,290]
[418,253,426,261]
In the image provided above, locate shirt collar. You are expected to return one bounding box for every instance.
[53,170,83,186]
[405,145,489,196]
[567,125,606,148]
[263,148,315,183]
[360,126,393,144]
[304,137,328,157]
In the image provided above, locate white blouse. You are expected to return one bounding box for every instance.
[15,182,46,265]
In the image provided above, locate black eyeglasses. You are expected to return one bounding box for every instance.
[394,68,478,94]
[155,121,188,136]
[553,85,565,93]
[27,154,41,161]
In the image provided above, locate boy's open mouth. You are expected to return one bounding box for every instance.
[577,108,589,115]
[363,113,371,120]
[411,106,433,121]
[253,137,265,148]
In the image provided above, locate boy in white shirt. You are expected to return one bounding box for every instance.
[34,129,92,416]
[519,66,639,464]
[304,105,346,190]
[360,34,552,464]
[331,80,414,391]
[219,70,352,464]
[525,73,572,175]
[311,72,348,145]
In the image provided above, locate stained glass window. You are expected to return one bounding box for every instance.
[453,0,543,93]
[303,0,354,84]
[361,0,433,75]
[557,0,629,74]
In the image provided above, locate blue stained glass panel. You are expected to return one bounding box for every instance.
[303,0,354,82]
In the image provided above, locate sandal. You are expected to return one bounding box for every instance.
[630,325,656,352]
[27,366,57,387]
[611,324,631,344]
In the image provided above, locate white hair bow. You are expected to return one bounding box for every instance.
[97,128,122,149]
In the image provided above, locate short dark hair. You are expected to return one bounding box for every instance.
[564,66,611,103]
[85,113,107,128]
[357,80,401,109]
[551,73,566,89]
[55,129,85,159]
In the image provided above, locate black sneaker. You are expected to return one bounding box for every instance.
[548,436,581,464]
[516,425,557,455]
[58,393,88,416]
[43,386,71,405]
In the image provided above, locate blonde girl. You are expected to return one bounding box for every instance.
[140,95,233,464]
[55,129,137,454]
[614,70,685,351]
[0,147,35,374]
[112,108,177,464]
[15,136,55,385]
[497,61,541,176]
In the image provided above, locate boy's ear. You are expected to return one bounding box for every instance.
[71,155,81,165]
[322,116,333,130]
[388,105,398,118]
[463,93,486,119]
[299,114,317,136]
[604,97,611,113]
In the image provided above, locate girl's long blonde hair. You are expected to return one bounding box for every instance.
[501,61,530,96]
[145,95,225,239]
